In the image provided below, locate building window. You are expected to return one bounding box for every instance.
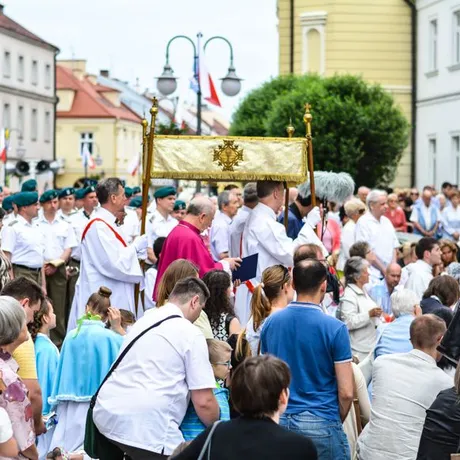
[454,11,460,65]
[2,104,10,129]
[44,112,51,142]
[3,51,11,78]
[429,137,437,185]
[17,106,24,138]
[31,109,38,141]
[18,56,24,81]
[453,135,460,185]
[45,64,51,89]
[31,60,38,86]
[429,19,438,71]
[80,132,94,155]
[300,11,328,75]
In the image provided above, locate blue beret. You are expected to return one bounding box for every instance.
[58,187,75,199]
[132,186,141,195]
[129,196,143,208]
[39,189,58,203]
[21,179,37,192]
[13,192,38,207]
[2,195,14,212]
[124,187,133,199]
[173,200,186,211]
[154,186,176,199]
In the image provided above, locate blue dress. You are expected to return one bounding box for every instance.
[47,319,123,452]
[49,320,123,405]
[34,333,59,415]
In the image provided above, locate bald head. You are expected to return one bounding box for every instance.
[187,197,214,216]
[385,263,402,290]
[357,186,370,203]
[422,189,432,206]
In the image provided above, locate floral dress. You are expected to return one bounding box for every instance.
[0,350,35,460]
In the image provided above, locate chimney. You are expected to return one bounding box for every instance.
[0,4,4,14]
[100,70,109,78]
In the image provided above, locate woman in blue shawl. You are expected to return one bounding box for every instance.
[48,286,125,452]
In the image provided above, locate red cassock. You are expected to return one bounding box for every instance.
[153,221,223,300]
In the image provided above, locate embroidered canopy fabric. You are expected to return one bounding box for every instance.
[150,135,308,183]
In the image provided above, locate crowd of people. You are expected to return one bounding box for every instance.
[0,176,457,460]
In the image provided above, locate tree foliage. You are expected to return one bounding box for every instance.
[230,74,409,187]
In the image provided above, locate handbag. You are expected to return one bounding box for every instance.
[84,314,181,459]
[197,420,222,460]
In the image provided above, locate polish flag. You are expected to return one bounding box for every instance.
[0,129,8,164]
[81,143,96,169]
[127,152,140,176]
[190,38,221,107]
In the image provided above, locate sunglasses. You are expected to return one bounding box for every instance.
[214,360,232,369]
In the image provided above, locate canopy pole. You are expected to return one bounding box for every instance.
[284,120,295,232]
[304,103,316,207]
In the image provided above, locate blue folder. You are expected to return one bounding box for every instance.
[232,253,259,283]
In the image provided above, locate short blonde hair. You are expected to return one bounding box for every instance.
[344,198,366,218]
[207,339,232,364]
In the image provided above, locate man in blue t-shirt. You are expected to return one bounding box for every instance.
[261,259,353,460]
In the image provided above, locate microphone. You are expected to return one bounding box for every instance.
[298,171,355,205]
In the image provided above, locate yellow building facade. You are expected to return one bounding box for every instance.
[278,0,413,186]
[55,60,143,188]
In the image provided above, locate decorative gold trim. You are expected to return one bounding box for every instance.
[213,139,244,171]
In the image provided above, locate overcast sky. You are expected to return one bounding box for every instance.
[4,0,279,119]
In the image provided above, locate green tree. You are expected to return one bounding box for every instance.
[230,74,409,187]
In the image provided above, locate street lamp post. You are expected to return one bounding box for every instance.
[156,32,242,136]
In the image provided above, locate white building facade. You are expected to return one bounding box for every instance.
[0,4,58,189]
[416,0,460,188]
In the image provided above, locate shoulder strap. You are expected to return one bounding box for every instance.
[81,217,127,247]
[93,314,181,400]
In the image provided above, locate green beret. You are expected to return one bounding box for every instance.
[129,196,143,208]
[21,179,37,192]
[124,187,133,199]
[39,189,58,203]
[173,200,186,211]
[132,186,141,195]
[2,195,14,212]
[154,186,176,199]
[13,192,38,207]
[58,187,75,199]
[75,189,85,200]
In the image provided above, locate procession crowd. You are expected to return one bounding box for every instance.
[0,176,458,460]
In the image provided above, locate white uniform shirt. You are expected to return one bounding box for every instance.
[146,210,178,247]
[67,207,144,330]
[236,203,295,325]
[355,212,399,282]
[357,349,453,460]
[143,266,157,310]
[404,260,433,299]
[119,207,140,245]
[210,211,232,261]
[337,220,356,271]
[93,303,215,455]
[410,204,441,231]
[1,215,45,268]
[228,205,251,258]
[37,214,77,261]
[68,208,95,261]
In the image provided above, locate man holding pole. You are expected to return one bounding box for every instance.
[67,178,147,330]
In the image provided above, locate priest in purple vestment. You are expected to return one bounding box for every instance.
[153,197,240,300]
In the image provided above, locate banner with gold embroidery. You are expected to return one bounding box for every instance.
[150,135,307,183]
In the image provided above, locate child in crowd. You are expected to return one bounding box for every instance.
[47,287,124,454]
[28,297,60,457]
[144,236,166,311]
[180,339,231,441]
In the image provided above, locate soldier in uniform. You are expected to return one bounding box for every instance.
[57,187,76,219]
[172,199,187,221]
[1,192,45,288]
[37,190,77,346]
[67,186,98,309]
[146,186,178,263]
[21,178,37,192]
[1,195,16,226]
[119,187,140,244]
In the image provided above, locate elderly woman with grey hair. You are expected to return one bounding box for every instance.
[0,296,38,459]
[339,257,382,360]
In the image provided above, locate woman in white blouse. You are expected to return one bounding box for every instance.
[338,257,382,361]
[337,199,366,274]
[441,190,460,241]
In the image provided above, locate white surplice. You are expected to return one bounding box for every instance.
[67,207,144,331]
